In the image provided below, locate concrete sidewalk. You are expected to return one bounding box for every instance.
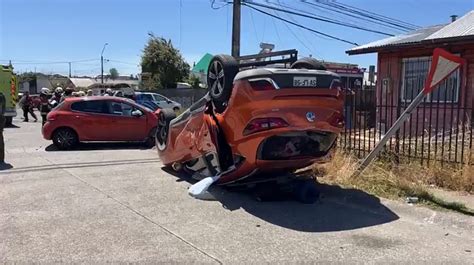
[1,118,473,263]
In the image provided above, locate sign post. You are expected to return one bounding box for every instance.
[353,48,465,177]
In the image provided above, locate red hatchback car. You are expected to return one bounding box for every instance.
[42,97,158,149]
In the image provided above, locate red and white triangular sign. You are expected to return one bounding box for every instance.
[423,48,465,94]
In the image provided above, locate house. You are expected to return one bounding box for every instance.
[346,11,474,135]
[191,53,213,86]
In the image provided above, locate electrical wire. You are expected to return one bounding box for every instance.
[273,10,314,55]
[305,0,417,31]
[244,3,358,46]
[327,0,420,29]
[284,0,407,33]
[210,0,231,10]
[5,59,99,65]
[244,1,394,36]
[248,7,260,42]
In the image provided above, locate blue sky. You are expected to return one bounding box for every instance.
[1,0,472,76]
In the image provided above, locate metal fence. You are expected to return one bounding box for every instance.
[339,57,473,166]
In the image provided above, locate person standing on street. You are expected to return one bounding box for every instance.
[20,91,38,122]
[39,88,52,126]
[50,87,63,108]
[60,88,74,102]
[0,92,6,164]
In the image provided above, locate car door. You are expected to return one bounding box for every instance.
[70,100,111,141]
[106,101,148,141]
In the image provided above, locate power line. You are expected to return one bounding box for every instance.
[244,3,358,46]
[107,59,139,66]
[305,0,417,31]
[3,59,99,65]
[273,10,314,55]
[285,0,408,33]
[244,1,394,36]
[248,7,260,42]
[328,0,420,29]
[210,0,230,10]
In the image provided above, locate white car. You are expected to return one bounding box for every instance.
[135,92,181,111]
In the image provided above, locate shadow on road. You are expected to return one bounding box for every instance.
[45,142,151,152]
[163,167,399,233]
[4,124,20,129]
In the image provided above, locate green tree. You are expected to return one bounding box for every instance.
[109,68,119,80]
[186,75,201,89]
[141,33,190,89]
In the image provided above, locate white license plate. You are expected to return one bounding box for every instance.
[293,76,317,87]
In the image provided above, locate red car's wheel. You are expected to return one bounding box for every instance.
[207,55,238,113]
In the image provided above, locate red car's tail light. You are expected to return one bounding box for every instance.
[249,79,276,91]
[243,118,289,136]
[328,112,345,128]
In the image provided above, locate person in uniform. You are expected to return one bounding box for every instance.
[0,92,6,163]
[39,88,52,126]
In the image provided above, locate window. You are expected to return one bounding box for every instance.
[401,56,460,103]
[136,94,153,101]
[71,100,108,114]
[152,94,167,102]
[109,102,134,116]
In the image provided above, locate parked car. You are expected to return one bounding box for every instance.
[42,96,158,149]
[135,92,181,111]
[155,51,345,188]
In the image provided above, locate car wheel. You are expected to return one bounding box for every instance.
[5,117,13,127]
[207,54,239,113]
[156,109,177,151]
[291,57,326,70]
[52,128,78,150]
[144,127,157,148]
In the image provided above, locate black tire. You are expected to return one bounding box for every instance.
[293,179,320,204]
[5,117,13,127]
[207,54,239,113]
[291,57,326,70]
[144,127,157,148]
[52,128,78,150]
[156,109,177,151]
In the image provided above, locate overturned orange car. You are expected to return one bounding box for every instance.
[155,50,344,186]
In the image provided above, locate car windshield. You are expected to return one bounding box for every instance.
[152,94,167,101]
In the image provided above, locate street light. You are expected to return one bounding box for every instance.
[101,43,108,84]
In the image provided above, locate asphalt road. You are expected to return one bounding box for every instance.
[1,115,473,263]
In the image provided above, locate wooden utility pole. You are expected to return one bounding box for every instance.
[231,0,241,57]
[68,62,72,78]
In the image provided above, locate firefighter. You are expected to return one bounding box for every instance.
[0,91,5,163]
[39,88,52,126]
[19,91,38,122]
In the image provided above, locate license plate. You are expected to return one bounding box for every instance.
[293,76,317,87]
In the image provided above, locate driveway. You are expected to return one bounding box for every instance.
[1,116,473,263]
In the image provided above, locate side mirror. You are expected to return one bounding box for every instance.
[131,109,143,117]
[167,100,172,104]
